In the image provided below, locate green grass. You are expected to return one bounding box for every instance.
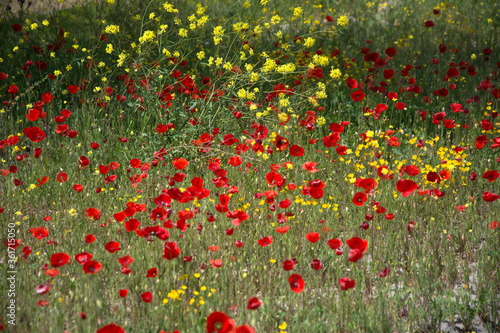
[0,0,499,332]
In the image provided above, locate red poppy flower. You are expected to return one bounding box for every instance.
[258,236,273,247]
[403,165,420,176]
[36,284,50,295]
[482,170,499,183]
[41,92,54,104]
[113,212,127,222]
[350,90,365,102]
[50,252,70,267]
[302,161,318,173]
[68,85,79,94]
[492,88,500,99]
[206,311,236,333]
[146,268,158,277]
[364,52,379,62]
[235,326,256,333]
[228,156,242,167]
[141,291,153,303]
[306,232,320,243]
[395,102,406,110]
[30,227,49,240]
[348,248,363,262]
[172,158,189,170]
[84,207,101,220]
[346,237,368,253]
[276,226,290,234]
[476,135,488,150]
[289,144,304,157]
[282,260,295,271]
[119,289,128,298]
[489,221,499,229]
[124,218,140,232]
[482,191,499,202]
[45,268,59,277]
[8,85,18,95]
[352,192,367,206]
[379,267,391,278]
[396,179,418,197]
[327,238,342,250]
[85,234,96,243]
[36,176,49,187]
[247,297,262,310]
[346,78,358,89]
[55,172,67,183]
[26,108,40,122]
[118,255,134,266]
[36,300,49,307]
[23,126,46,142]
[385,47,397,57]
[97,323,125,333]
[424,20,435,27]
[79,156,90,169]
[99,164,110,174]
[12,24,22,32]
[163,241,181,260]
[83,260,102,274]
[210,259,223,268]
[288,274,305,293]
[22,246,32,258]
[105,241,121,253]
[339,277,355,290]
[75,252,93,264]
[356,178,377,192]
[383,68,395,80]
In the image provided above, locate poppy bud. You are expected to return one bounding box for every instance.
[310,259,323,270]
[359,221,370,230]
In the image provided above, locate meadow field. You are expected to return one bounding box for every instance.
[0,0,499,332]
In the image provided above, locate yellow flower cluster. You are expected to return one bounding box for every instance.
[159,24,168,34]
[117,52,127,67]
[293,7,303,18]
[316,82,327,99]
[304,37,315,48]
[105,43,113,54]
[312,54,330,66]
[163,1,178,13]
[337,15,349,27]
[139,30,155,44]
[277,63,296,74]
[105,25,120,34]
[213,26,225,45]
[261,58,277,72]
[329,68,342,79]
